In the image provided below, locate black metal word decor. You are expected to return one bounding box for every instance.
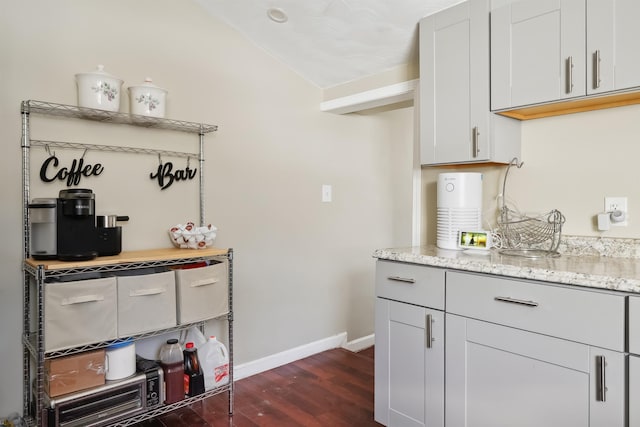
[150,161,197,190]
[40,155,104,186]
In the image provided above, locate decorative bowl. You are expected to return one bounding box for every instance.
[128,78,167,118]
[75,65,123,112]
[169,222,217,249]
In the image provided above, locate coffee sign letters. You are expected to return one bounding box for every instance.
[38,151,197,189]
[149,162,197,190]
[39,155,104,186]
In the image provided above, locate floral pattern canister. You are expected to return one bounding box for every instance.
[75,65,123,112]
[128,78,167,118]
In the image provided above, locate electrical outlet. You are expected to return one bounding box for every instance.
[604,197,628,226]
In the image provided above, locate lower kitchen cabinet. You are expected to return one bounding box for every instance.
[374,260,445,427]
[375,298,444,427]
[445,314,625,427]
[375,258,631,426]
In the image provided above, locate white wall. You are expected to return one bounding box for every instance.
[422,104,640,244]
[0,0,414,415]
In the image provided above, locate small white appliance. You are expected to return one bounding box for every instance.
[437,172,483,250]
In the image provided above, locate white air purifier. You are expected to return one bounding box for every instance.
[437,172,483,250]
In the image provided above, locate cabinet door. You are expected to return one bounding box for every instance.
[587,0,640,94]
[375,298,444,427]
[630,355,640,426]
[420,2,473,165]
[491,0,586,110]
[446,314,625,427]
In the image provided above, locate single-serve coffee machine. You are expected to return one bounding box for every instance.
[29,189,127,261]
[56,188,99,261]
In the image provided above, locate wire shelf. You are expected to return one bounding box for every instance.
[22,100,218,134]
[23,383,231,427]
[30,139,198,159]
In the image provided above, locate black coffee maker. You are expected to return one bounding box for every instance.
[56,189,98,261]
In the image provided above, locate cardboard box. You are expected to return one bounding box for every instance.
[45,349,106,397]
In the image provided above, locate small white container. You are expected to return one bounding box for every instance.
[75,65,123,112]
[105,340,136,381]
[128,78,167,118]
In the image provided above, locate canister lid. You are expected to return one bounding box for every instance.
[107,339,134,350]
[128,77,168,94]
[75,64,123,83]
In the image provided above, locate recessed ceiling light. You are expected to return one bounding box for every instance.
[267,7,288,23]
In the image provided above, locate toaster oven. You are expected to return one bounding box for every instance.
[42,367,163,427]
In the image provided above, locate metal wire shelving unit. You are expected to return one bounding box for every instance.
[20,100,233,427]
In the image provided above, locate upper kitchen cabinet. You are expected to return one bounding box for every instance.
[586,0,640,95]
[492,0,640,116]
[420,0,520,166]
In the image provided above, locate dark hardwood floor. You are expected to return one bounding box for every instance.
[136,346,382,426]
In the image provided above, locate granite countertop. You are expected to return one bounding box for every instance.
[373,236,640,294]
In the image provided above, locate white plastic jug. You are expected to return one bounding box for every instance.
[199,336,229,390]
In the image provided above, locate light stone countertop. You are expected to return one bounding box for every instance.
[373,242,640,294]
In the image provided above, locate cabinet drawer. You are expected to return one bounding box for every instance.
[375,260,445,309]
[446,271,625,351]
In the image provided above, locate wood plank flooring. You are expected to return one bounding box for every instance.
[136,346,382,427]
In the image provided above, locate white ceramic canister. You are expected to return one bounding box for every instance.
[105,340,136,380]
[128,78,167,118]
[75,65,123,112]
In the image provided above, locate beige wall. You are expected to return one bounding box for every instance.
[421,104,640,244]
[0,0,414,414]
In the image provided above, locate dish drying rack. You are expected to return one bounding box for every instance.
[496,158,565,258]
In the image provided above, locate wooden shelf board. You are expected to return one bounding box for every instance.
[26,247,229,271]
[496,91,640,120]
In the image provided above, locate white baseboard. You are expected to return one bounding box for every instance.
[233,332,375,381]
[234,332,347,381]
[342,333,375,352]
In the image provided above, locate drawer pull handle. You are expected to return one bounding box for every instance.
[494,296,539,307]
[129,287,165,297]
[426,314,434,349]
[191,279,219,288]
[387,276,415,284]
[61,295,104,305]
[596,355,607,402]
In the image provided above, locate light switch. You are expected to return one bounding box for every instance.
[322,184,332,202]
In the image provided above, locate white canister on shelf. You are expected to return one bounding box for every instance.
[75,65,123,112]
[128,78,167,118]
[104,340,136,380]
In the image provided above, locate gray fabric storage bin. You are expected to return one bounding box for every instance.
[116,270,177,337]
[175,261,229,324]
[44,277,118,352]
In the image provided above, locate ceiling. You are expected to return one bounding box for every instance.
[195,0,463,89]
